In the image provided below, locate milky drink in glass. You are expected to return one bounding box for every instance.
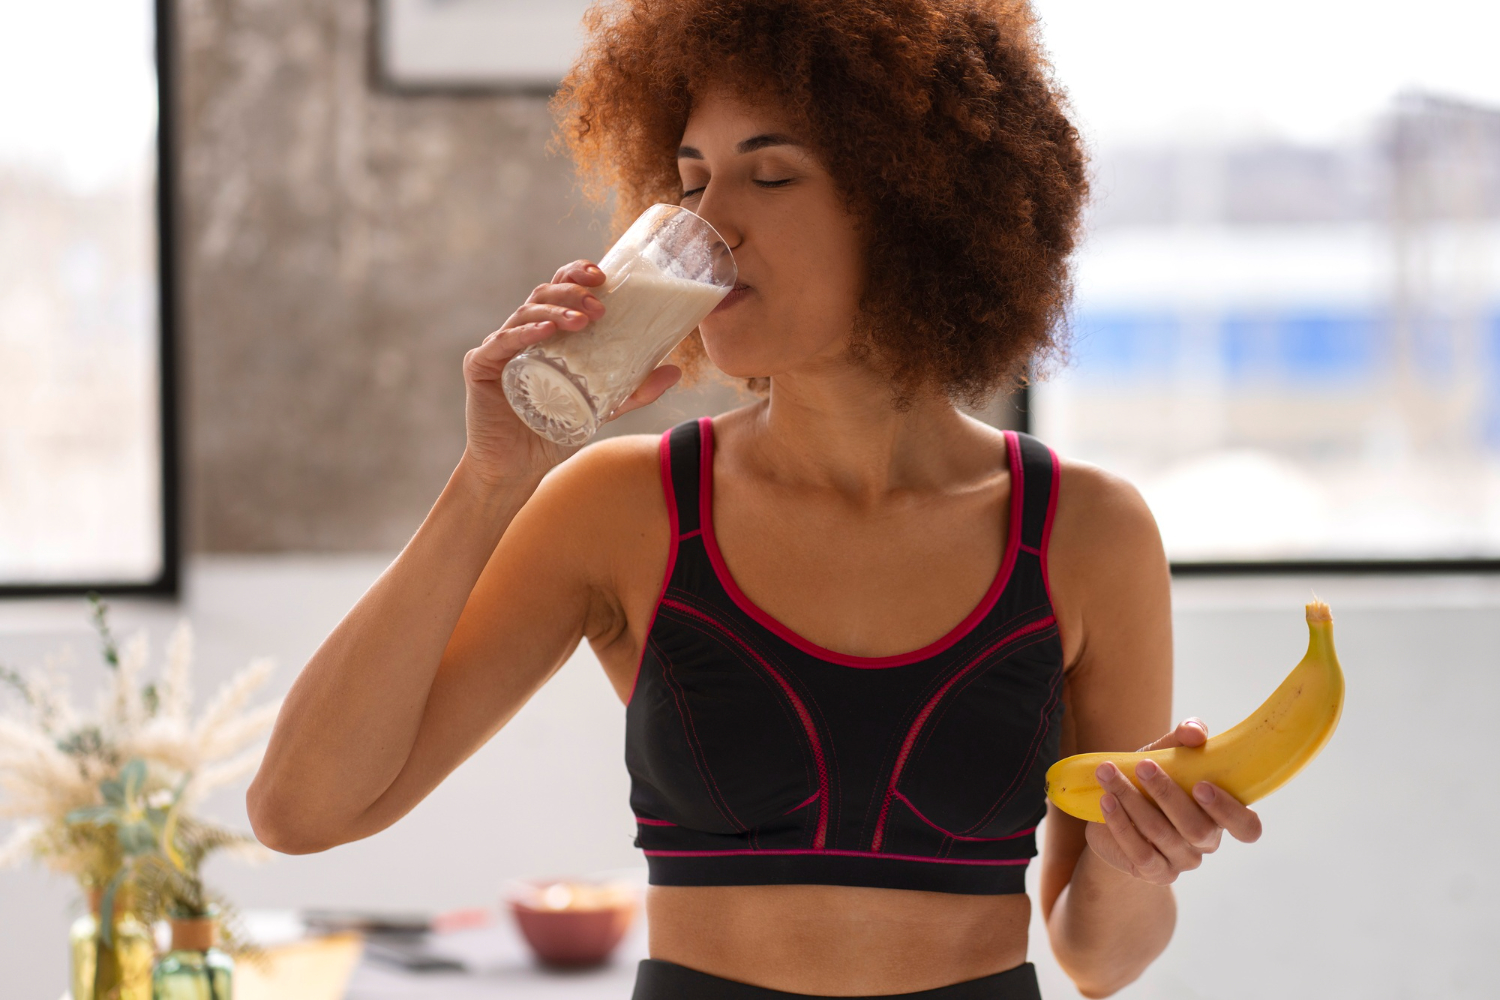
[502,204,737,446]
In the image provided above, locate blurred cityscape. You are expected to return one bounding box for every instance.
[1035,92,1500,560]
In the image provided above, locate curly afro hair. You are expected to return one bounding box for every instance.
[548,0,1088,407]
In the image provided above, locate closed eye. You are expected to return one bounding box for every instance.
[682,179,795,198]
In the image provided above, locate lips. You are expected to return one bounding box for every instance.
[711,283,751,313]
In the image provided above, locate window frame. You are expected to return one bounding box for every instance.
[0,0,182,599]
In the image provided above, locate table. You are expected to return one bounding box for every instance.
[342,916,648,999]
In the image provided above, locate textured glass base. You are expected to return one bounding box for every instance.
[501,353,600,447]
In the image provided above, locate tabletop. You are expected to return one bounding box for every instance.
[343,915,648,999]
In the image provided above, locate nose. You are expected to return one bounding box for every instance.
[690,185,743,256]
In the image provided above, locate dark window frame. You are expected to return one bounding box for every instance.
[0,0,182,599]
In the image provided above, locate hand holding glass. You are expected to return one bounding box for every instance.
[502,204,737,446]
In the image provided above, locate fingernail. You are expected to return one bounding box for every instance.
[565,310,583,319]
[1095,762,1116,783]
[583,295,602,310]
[1137,759,1161,780]
[586,264,602,273]
[1193,783,1214,804]
[1100,793,1118,816]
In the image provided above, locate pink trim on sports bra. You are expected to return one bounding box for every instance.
[693,416,1026,669]
[626,431,683,707]
[641,847,1029,866]
[1039,445,1061,619]
[891,790,1039,843]
[662,596,830,850]
[869,613,1058,851]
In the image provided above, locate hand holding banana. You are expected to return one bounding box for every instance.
[1048,601,1345,885]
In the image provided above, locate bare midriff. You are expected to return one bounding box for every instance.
[645,883,1032,994]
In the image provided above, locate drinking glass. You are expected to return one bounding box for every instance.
[502,204,737,446]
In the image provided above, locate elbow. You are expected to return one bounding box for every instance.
[1058,958,1147,1000]
[246,772,342,856]
[1062,959,1140,1000]
[1048,895,1175,999]
[1074,978,1135,1000]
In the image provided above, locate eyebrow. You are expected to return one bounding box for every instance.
[677,132,803,159]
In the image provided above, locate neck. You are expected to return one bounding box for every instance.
[741,366,988,503]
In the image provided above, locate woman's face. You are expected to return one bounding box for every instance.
[679,86,866,381]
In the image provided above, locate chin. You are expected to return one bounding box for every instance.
[697,325,771,381]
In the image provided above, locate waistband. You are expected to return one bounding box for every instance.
[630,959,1042,1000]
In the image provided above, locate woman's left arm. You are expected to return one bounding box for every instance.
[1037,461,1262,998]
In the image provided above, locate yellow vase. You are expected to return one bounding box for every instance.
[69,889,155,1000]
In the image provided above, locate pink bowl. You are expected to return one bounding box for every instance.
[506,880,639,968]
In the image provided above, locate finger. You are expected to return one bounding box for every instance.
[1139,717,1209,752]
[551,260,607,287]
[608,365,683,420]
[509,302,592,333]
[1134,759,1221,854]
[1095,763,1176,883]
[1099,762,1197,877]
[1097,788,1173,884]
[1191,783,1263,844]
[465,322,555,379]
[526,280,607,318]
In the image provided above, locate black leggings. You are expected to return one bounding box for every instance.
[631,960,1042,1000]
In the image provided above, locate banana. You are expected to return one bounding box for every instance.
[1045,600,1345,823]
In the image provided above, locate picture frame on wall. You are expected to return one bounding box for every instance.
[376,0,595,92]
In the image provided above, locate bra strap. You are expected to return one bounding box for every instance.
[663,418,704,537]
[1013,431,1060,556]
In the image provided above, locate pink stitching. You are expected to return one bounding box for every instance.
[634,817,677,826]
[782,789,821,816]
[690,420,1024,669]
[1040,443,1061,632]
[654,635,745,832]
[627,430,683,707]
[870,614,1057,851]
[895,602,1052,783]
[892,790,1037,842]
[660,591,820,799]
[961,649,1067,835]
[643,848,1028,866]
[663,597,829,850]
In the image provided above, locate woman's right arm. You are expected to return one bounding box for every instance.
[246,259,681,854]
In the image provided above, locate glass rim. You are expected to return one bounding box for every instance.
[649,202,735,262]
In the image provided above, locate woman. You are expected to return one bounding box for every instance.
[248,1,1263,997]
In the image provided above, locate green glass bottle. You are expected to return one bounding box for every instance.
[69,889,155,1000]
[151,916,233,1000]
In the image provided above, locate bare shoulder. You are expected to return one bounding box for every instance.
[524,432,666,537]
[1051,456,1163,562]
[1046,453,1170,668]
[510,431,672,666]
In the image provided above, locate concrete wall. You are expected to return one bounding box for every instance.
[177,0,613,553]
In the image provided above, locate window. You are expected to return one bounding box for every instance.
[1031,0,1500,566]
[0,0,177,594]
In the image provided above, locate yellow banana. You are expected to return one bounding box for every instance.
[1045,600,1345,823]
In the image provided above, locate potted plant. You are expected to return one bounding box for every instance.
[0,596,279,999]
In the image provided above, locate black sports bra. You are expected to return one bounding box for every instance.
[624,417,1065,895]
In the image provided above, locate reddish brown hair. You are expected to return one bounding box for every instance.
[549,0,1088,406]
